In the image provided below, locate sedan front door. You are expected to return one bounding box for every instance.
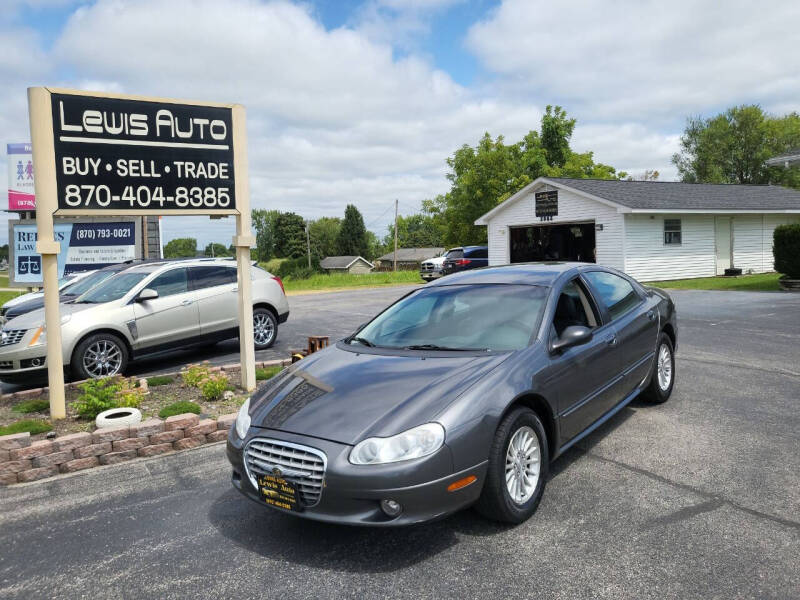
[132,267,200,351]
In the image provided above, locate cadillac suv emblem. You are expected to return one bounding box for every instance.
[272,466,283,477]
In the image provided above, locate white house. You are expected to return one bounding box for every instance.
[474,177,800,281]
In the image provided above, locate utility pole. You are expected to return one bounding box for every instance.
[306,221,311,268]
[393,198,398,272]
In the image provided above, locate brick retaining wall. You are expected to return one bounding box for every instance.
[0,411,238,485]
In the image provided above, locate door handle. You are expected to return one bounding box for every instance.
[605,335,618,347]
[231,286,238,292]
[181,299,193,306]
[647,310,657,322]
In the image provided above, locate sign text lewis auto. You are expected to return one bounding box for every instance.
[51,93,235,213]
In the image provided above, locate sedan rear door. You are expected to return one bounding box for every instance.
[582,270,659,393]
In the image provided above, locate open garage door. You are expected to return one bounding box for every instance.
[510,222,596,263]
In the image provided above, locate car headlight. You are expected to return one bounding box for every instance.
[235,397,251,439]
[349,422,445,465]
[27,314,71,347]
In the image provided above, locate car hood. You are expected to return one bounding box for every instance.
[249,344,509,445]
[3,302,95,329]
[3,291,43,309]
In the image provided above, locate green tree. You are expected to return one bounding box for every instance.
[383,213,442,248]
[308,217,341,258]
[336,204,368,256]
[424,107,625,246]
[252,209,280,261]
[273,212,307,259]
[672,105,800,187]
[541,105,575,168]
[364,230,383,261]
[163,237,197,258]
[204,242,231,257]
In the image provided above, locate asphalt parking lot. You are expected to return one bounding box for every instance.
[1,287,798,599]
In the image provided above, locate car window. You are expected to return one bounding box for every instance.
[552,279,599,337]
[356,284,548,351]
[445,249,464,259]
[583,271,641,320]
[467,248,488,259]
[75,272,149,304]
[148,268,189,298]
[61,271,114,296]
[190,266,237,289]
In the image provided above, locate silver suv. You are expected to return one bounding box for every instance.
[0,258,289,383]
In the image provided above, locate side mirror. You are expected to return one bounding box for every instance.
[550,325,593,353]
[135,288,159,303]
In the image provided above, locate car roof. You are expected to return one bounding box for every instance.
[428,262,590,286]
[123,257,237,273]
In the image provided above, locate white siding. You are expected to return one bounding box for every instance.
[486,186,625,270]
[626,213,800,281]
[624,214,717,281]
[733,215,765,273]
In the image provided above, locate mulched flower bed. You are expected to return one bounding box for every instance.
[0,364,282,442]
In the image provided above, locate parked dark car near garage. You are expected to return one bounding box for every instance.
[440,246,488,275]
[228,262,677,526]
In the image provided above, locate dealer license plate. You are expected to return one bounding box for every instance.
[258,474,302,512]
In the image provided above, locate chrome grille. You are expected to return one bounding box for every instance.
[0,329,26,346]
[0,361,12,370]
[244,438,327,507]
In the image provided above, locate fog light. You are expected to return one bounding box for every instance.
[380,499,402,517]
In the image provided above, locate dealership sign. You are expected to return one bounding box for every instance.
[535,190,558,221]
[11,221,136,284]
[51,92,236,214]
[7,143,36,210]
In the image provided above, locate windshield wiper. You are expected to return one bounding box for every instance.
[404,344,487,352]
[348,336,375,347]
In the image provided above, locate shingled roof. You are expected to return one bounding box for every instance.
[551,178,800,211]
[476,177,800,224]
[319,256,373,269]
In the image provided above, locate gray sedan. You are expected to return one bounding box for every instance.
[227,262,677,525]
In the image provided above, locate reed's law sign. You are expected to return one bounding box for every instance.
[51,91,237,214]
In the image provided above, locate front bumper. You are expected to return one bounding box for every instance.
[420,271,442,281]
[0,332,49,382]
[227,427,487,526]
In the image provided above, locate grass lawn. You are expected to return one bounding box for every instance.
[282,270,422,293]
[645,272,782,292]
[0,274,9,287]
[0,290,23,307]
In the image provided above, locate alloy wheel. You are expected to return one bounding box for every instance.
[83,340,123,378]
[253,313,275,346]
[657,343,672,391]
[505,425,540,505]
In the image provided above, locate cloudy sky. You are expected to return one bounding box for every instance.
[2,0,799,247]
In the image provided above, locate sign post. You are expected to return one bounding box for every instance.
[27,87,256,419]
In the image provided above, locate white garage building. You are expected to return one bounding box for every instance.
[475,177,800,281]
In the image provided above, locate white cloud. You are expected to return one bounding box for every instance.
[48,0,542,245]
[466,0,800,123]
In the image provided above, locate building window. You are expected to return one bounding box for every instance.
[664,219,682,245]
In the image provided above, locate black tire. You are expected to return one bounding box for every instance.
[475,407,549,524]
[253,307,278,350]
[641,332,675,404]
[71,332,129,380]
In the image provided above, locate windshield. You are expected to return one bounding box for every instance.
[61,271,115,296]
[75,272,148,304]
[353,284,548,351]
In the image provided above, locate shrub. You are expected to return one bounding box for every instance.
[774,223,800,278]
[0,420,52,436]
[146,375,174,387]
[116,378,147,408]
[199,373,230,401]
[276,256,321,280]
[181,363,212,387]
[71,376,142,419]
[256,366,283,381]
[159,401,202,418]
[71,377,124,419]
[12,398,50,414]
